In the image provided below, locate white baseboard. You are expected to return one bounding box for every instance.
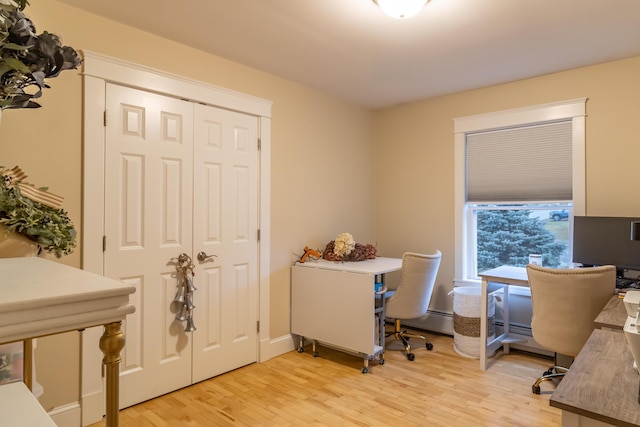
[81,390,103,426]
[49,401,81,427]
[267,333,297,359]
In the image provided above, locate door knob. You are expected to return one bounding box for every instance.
[197,251,217,262]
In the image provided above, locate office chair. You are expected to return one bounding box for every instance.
[526,264,615,394]
[385,251,441,361]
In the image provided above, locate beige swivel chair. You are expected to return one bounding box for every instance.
[526,264,615,394]
[385,251,441,361]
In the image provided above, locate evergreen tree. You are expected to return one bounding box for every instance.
[477,210,566,272]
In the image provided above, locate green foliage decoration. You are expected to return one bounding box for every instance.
[0,0,82,109]
[0,169,76,257]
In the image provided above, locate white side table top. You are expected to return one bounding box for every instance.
[0,382,56,426]
[294,257,402,275]
[0,257,135,344]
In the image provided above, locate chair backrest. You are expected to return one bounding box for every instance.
[386,251,442,320]
[526,264,615,357]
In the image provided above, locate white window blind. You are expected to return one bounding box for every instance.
[466,121,572,202]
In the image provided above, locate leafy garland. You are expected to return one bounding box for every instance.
[0,0,82,109]
[0,168,76,257]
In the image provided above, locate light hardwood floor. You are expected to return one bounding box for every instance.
[90,332,561,426]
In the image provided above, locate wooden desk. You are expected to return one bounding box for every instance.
[550,328,640,427]
[0,257,135,427]
[594,295,627,330]
[291,257,402,373]
[478,266,529,370]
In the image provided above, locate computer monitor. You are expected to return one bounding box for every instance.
[572,216,640,273]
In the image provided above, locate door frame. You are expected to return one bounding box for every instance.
[80,50,272,426]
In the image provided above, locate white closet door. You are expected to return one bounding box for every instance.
[103,84,260,409]
[191,104,259,382]
[104,83,194,407]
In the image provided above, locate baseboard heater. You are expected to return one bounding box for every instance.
[398,310,552,357]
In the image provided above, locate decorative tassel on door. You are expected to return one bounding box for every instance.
[172,253,197,332]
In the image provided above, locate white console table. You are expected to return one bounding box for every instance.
[0,257,136,427]
[291,257,402,373]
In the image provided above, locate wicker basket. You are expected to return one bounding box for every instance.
[452,286,496,359]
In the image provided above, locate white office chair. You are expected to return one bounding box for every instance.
[385,251,441,361]
[526,264,615,394]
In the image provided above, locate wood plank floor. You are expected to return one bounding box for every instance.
[89,332,562,426]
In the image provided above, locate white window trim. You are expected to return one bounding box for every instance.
[453,98,587,285]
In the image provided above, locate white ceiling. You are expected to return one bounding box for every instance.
[57,0,640,109]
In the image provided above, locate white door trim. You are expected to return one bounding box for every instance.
[80,50,271,426]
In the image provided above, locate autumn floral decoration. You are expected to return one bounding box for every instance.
[322,232,377,262]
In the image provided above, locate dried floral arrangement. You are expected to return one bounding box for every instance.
[322,232,377,262]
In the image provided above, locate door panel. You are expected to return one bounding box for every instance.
[105,83,194,408]
[192,104,259,382]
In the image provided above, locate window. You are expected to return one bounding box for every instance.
[467,203,573,278]
[454,99,586,284]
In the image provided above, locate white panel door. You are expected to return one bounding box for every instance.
[192,104,259,382]
[104,84,259,409]
[104,84,194,407]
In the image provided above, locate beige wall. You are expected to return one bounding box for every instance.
[4,0,640,416]
[1,0,375,412]
[373,55,640,312]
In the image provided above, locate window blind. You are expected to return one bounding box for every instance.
[466,121,572,202]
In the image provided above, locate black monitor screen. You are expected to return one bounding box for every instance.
[573,216,640,271]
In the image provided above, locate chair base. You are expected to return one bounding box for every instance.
[385,319,433,361]
[531,365,568,394]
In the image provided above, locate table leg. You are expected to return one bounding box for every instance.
[502,287,511,354]
[480,278,488,370]
[23,338,33,391]
[379,273,386,351]
[99,321,125,427]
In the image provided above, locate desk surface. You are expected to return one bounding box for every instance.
[550,328,640,427]
[478,265,529,285]
[294,257,402,275]
[594,295,627,330]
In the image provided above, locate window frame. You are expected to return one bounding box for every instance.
[453,99,587,286]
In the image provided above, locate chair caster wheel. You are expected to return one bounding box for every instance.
[297,347,304,353]
[379,358,385,365]
[407,353,415,361]
[532,385,541,394]
[312,351,319,357]
[426,343,433,350]
[362,367,369,374]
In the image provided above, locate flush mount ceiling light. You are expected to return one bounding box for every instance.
[374,0,430,19]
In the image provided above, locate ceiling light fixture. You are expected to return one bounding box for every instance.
[374,0,429,19]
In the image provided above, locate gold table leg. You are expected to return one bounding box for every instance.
[99,321,125,427]
[23,338,33,391]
